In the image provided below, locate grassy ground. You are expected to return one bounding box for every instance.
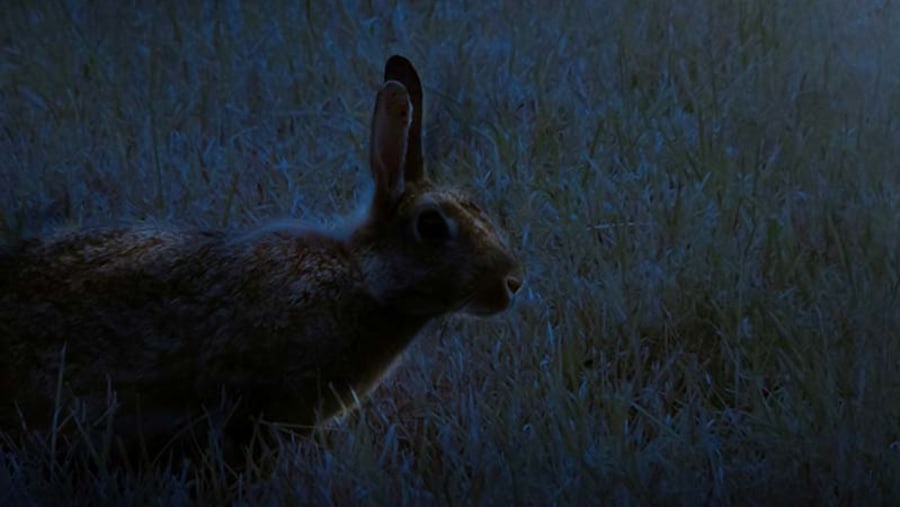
[2,0,900,505]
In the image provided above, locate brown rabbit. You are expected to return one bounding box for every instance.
[0,55,523,464]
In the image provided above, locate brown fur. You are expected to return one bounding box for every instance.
[0,56,522,464]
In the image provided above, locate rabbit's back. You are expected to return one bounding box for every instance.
[2,227,229,371]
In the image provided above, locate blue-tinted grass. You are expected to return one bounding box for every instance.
[2,0,899,505]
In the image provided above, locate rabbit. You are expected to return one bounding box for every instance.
[0,55,523,465]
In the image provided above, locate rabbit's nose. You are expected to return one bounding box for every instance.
[505,276,522,295]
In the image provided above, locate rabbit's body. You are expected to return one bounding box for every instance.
[0,56,522,462]
[1,225,424,438]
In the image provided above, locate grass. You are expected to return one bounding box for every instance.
[2,0,900,504]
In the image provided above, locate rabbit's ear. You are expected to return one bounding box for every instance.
[369,80,413,208]
[384,55,424,183]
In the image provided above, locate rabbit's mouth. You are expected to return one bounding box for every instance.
[459,273,523,316]
[461,298,513,317]
[462,304,508,317]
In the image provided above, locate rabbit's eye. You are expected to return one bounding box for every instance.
[416,209,451,241]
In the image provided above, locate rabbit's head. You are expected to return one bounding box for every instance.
[351,55,523,318]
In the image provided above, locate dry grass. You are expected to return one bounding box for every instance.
[2,0,900,505]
